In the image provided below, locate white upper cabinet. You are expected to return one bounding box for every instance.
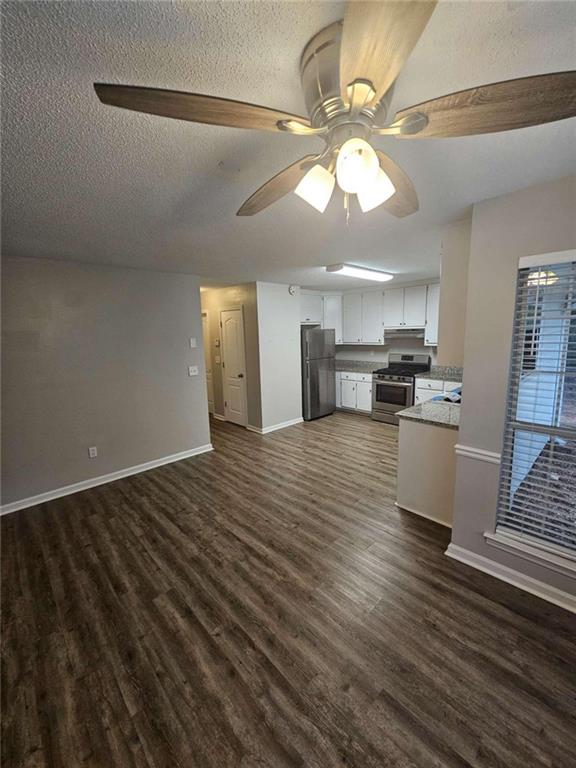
[383,285,427,328]
[322,294,343,343]
[342,293,363,343]
[382,288,405,327]
[425,284,440,346]
[403,286,427,327]
[361,291,383,343]
[300,292,322,324]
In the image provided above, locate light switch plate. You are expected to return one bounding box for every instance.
[189,337,197,348]
[214,355,221,364]
[188,365,199,376]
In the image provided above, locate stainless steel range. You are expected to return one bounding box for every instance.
[371,353,431,424]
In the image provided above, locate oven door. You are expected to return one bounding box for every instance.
[372,380,414,414]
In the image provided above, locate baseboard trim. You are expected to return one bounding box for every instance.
[0,444,214,516]
[454,443,501,465]
[212,413,226,422]
[246,417,304,435]
[445,543,576,613]
[395,502,452,529]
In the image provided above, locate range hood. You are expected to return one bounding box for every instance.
[384,328,425,339]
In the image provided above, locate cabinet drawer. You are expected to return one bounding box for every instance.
[415,378,444,391]
[443,381,462,392]
[340,371,356,380]
[356,373,372,382]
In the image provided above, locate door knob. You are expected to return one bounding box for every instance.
[238,373,244,378]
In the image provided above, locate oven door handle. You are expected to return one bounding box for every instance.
[373,380,413,388]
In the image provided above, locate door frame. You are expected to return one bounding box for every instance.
[201,311,214,414]
[219,306,249,427]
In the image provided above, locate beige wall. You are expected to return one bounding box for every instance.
[2,258,211,506]
[256,282,302,429]
[201,284,262,428]
[451,175,576,596]
[437,218,472,368]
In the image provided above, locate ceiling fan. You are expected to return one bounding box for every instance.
[94,0,576,219]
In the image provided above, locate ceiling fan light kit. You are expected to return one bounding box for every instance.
[294,164,335,213]
[94,1,576,219]
[326,264,394,282]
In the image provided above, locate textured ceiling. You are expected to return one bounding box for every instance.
[2,0,576,290]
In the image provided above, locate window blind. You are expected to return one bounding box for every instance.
[496,256,576,554]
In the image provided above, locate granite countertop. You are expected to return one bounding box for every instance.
[335,360,378,373]
[416,365,463,383]
[397,401,460,430]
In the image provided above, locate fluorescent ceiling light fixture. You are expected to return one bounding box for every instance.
[326,263,393,282]
[527,269,558,286]
[294,164,335,213]
[357,168,396,213]
[336,138,379,193]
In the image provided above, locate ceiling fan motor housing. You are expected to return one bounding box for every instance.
[300,21,393,132]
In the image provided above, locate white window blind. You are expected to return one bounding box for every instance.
[496,256,576,554]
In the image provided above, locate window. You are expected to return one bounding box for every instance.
[496,254,576,554]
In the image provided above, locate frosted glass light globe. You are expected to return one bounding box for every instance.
[336,138,379,194]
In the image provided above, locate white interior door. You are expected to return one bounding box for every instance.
[201,313,214,413]
[220,309,248,426]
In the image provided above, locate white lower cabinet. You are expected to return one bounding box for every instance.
[414,377,462,404]
[340,379,357,409]
[337,372,373,413]
[356,381,373,412]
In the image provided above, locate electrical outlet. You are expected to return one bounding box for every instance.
[189,337,197,348]
[188,365,199,376]
[88,446,98,459]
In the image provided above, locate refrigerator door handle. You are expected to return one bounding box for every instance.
[306,361,310,380]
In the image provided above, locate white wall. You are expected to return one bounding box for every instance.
[437,218,472,368]
[2,258,211,507]
[450,175,576,600]
[335,339,437,365]
[256,282,302,430]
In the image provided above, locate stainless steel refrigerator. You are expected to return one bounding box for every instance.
[301,327,336,421]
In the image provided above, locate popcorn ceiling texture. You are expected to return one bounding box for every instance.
[2,0,576,289]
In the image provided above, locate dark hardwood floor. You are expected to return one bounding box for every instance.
[2,412,575,767]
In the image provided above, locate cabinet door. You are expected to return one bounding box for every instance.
[361,291,383,343]
[342,293,362,343]
[340,379,357,409]
[300,293,322,324]
[323,295,343,344]
[383,288,405,327]
[415,387,438,404]
[403,286,427,327]
[356,380,373,412]
[425,284,440,346]
[335,375,342,408]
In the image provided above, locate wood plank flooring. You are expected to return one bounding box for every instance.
[2,412,576,767]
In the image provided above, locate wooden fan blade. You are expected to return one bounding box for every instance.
[237,155,318,216]
[94,84,311,133]
[340,1,437,104]
[392,71,576,138]
[375,151,419,218]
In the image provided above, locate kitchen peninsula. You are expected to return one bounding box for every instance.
[396,400,460,527]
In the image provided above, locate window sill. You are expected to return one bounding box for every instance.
[484,530,576,579]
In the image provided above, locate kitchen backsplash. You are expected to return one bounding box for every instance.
[335,338,438,366]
